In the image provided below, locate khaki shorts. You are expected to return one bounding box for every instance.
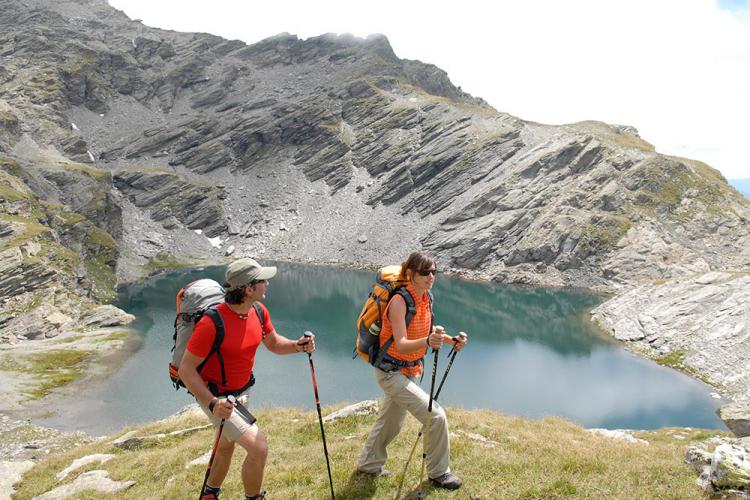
[197,390,255,442]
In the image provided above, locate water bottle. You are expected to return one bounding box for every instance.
[369,322,381,335]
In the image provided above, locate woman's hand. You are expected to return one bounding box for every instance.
[452,332,468,352]
[428,325,446,349]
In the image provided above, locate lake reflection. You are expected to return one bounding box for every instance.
[37,262,726,434]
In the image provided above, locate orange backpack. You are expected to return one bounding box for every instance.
[354,265,432,365]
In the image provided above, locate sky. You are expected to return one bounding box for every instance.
[108,0,750,180]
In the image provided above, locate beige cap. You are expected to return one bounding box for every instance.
[225,258,277,290]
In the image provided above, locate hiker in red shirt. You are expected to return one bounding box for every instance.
[179,258,315,500]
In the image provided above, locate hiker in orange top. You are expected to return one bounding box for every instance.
[356,251,467,490]
[179,258,315,500]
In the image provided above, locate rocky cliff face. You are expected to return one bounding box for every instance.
[0,155,121,341]
[2,0,748,294]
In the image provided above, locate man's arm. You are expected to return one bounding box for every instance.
[178,351,233,419]
[262,330,315,355]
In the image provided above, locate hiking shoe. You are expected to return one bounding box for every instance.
[429,472,462,490]
[357,467,392,477]
[200,492,220,500]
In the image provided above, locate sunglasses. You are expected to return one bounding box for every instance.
[416,269,438,276]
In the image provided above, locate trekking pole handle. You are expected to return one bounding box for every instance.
[431,325,446,352]
[299,331,314,353]
[227,394,236,405]
[453,331,468,342]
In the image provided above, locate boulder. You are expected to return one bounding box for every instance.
[80,305,134,328]
[323,400,379,423]
[32,470,135,499]
[0,460,34,499]
[686,437,750,493]
[56,454,114,480]
[712,443,750,489]
[587,428,648,445]
[718,402,750,438]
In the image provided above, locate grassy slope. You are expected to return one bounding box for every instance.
[13,405,727,500]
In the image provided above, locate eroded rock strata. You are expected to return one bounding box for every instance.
[0,0,748,411]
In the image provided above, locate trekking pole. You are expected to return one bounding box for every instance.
[434,332,468,401]
[199,394,236,500]
[302,331,335,500]
[395,330,467,499]
[418,332,441,493]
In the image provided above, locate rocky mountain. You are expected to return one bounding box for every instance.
[1,0,749,322]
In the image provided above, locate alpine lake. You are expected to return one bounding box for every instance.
[38,262,727,435]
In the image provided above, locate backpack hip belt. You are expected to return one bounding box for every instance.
[372,336,424,373]
[207,372,256,398]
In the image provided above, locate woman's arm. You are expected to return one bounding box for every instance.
[389,296,438,354]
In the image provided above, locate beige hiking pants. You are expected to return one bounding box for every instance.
[357,367,451,478]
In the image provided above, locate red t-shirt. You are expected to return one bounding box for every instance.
[186,302,274,393]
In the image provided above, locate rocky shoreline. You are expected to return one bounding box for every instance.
[592,271,750,405]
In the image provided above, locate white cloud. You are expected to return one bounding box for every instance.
[109,0,750,179]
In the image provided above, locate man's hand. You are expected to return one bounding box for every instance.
[211,397,235,419]
[296,333,316,353]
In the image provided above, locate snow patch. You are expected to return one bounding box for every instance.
[194,229,203,235]
[87,150,95,162]
[71,122,79,130]
[207,236,222,248]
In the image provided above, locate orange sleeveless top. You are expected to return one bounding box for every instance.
[379,283,432,378]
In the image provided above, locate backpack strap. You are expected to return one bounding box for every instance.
[196,306,227,388]
[373,289,425,371]
[394,287,417,327]
[253,302,268,338]
[427,289,434,333]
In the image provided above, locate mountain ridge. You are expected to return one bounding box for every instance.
[0,0,748,404]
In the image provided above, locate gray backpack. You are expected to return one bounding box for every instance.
[168,279,266,391]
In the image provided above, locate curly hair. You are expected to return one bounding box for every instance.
[223,284,246,304]
[223,279,265,304]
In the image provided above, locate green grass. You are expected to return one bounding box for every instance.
[0,214,50,251]
[12,406,723,499]
[60,161,108,182]
[2,291,44,317]
[577,216,632,254]
[0,349,94,400]
[144,252,193,274]
[654,350,715,387]
[0,157,24,177]
[569,121,655,152]
[0,181,31,202]
[84,252,117,302]
[627,157,740,222]
[51,335,87,345]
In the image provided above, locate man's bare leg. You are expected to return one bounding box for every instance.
[235,426,268,496]
[206,436,235,488]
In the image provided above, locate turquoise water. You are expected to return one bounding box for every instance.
[38,262,726,434]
